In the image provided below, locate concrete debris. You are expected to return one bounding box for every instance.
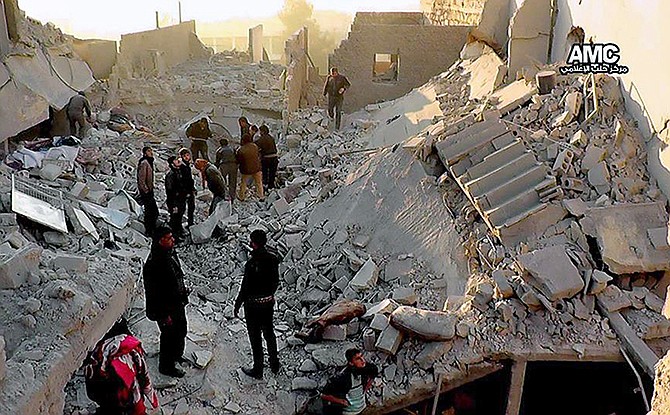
[375,325,403,355]
[589,270,612,295]
[349,258,379,291]
[392,287,418,305]
[517,245,584,301]
[597,285,632,312]
[390,306,456,341]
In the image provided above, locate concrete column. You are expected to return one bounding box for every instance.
[505,360,527,415]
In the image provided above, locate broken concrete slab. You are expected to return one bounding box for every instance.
[589,270,612,295]
[581,144,606,172]
[392,287,418,305]
[52,255,88,273]
[369,314,390,332]
[562,198,589,218]
[597,285,632,312]
[584,202,670,274]
[648,227,670,250]
[349,258,379,292]
[489,80,537,115]
[416,341,453,370]
[375,325,403,355]
[516,244,584,301]
[390,306,456,341]
[273,197,290,216]
[363,299,399,318]
[382,259,413,283]
[322,325,347,341]
[587,162,610,194]
[362,329,376,351]
[492,270,514,299]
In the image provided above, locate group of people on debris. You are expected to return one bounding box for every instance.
[135,116,280,241]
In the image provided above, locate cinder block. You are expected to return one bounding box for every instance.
[52,255,89,274]
[375,325,403,355]
[369,314,389,331]
[363,329,376,351]
[322,325,347,341]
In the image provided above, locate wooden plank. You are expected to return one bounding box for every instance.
[505,360,527,415]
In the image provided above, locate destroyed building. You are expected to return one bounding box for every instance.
[1,0,670,414]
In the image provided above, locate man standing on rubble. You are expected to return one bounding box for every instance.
[321,348,378,415]
[236,133,264,201]
[165,156,186,240]
[137,146,158,237]
[186,118,211,161]
[178,148,196,228]
[234,229,280,379]
[67,91,92,137]
[255,125,279,190]
[323,67,350,130]
[194,159,227,214]
[215,138,238,202]
[143,225,189,378]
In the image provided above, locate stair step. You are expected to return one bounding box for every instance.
[476,165,547,211]
[466,152,537,198]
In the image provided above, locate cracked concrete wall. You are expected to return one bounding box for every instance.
[550,0,670,201]
[508,0,552,78]
[248,24,263,64]
[426,0,487,26]
[72,39,117,80]
[330,14,471,112]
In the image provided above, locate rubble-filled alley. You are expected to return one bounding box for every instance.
[2,0,670,414]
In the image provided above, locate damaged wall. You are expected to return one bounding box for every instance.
[550,0,670,199]
[72,39,117,80]
[426,0,487,26]
[329,12,471,112]
[284,27,321,113]
[248,24,263,63]
[116,21,211,78]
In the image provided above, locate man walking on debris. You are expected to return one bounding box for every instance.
[194,158,227,214]
[186,118,211,161]
[84,318,159,415]
[323,67,350,130]
[178,148,196,228]
[165,156,186,241]
[234,229,280,379]
[215,138,239,202]
[236,133,264,201]
[321,348,378,415]
[137,146,158,237]
[67,91,92,137]
[255,125,279,189]
[143,225,190,378]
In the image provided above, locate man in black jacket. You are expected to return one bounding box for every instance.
[234,229,280,379]
[165,156,186,240]
[194,159,227,215]
[215,138,238,202]
[255,125,279,189]
[143,225,189,378]
[323,67,351,130]
[178,148,196,228]
[321,348,378,415]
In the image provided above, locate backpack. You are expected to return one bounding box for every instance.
[83,349,127,409]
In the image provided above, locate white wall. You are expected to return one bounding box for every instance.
[552,0,670,196]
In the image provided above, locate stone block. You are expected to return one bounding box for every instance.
[390,306,456,341]
[362,329,376,351]
[313,274,332,291]
[70,182,89,199]
[333,276,349,292]
[43,231,67,247]
[307,229,327,249]
[392,287,417,305]
[562,198,589,218]
[369,314,389,331]
[52,255,88,273]
[349,258,378,291]
[416,341,452,370]
[648,227,670,250]
[587,162,610,194]
[353,234,370,248]
[382,259,413,283]
[581,144,606,172]
[589,270,612,295]
[443,295,471,312]
[299,359,318,373]
[597,285,632,312]
[322,325,347,341]
[0,244,42,289]
[517,244,584,301]
[375,325,403,355]
[273,197,290,216]
[363,299,399,318]
[491,270,514,299]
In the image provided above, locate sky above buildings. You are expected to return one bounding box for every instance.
[18,0,421,39]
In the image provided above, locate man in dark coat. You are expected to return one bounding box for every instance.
[255,125,279,189]
[323,67,351,130]
[215,138,238,202]
[137,146,158,237]
[321,348,378,415]
[194,159,227,214]
[142,225,189,378]
[165,156,186,239]
[236,133,264,201]
[67,91,92,137]
[178,148,196,228]
[186,118,211,161]
[234,230,280,379]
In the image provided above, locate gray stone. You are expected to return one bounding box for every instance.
[349,258,379,291]
[563,198,589,218]
[273,197,290,216]
[311,346,347,367]
[517,245,584,301]
[382,259,413,283]
[369,314,390,331]
[333,230,348,245]
[0,337,5,382]
[363,299,399,318]
[193,350,213,369]
[390,306,456,341]
[587,162,610,194]
[43,231,67,247]
[581,144,605,172]
[589,270,612,294]
[416,341,452,370]
[52,255,88,273]
[648,227,670,250]
[353,234,370,248]
[322,325,347,341]
[313,274,333,291]
[456,321,470,337]
[362,329,376,351]
[292,377,318,391]
[392,287,418,305]
[333,276,349,292]
[0,244,42,289]
[491,270,514,299]
[597,285,632,312]
[0,213,17,227]
[307,229,327,249]
[224,402,242,413]
[298,359,318,373]
[375,325,403,355]
[301,288,329,305]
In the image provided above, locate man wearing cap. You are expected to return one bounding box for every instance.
[143,225,189,378]
[234,230,280,379]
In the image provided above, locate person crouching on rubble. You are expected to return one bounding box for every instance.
[321,348,378,415]
[143,225,190,378]
[194,158,227,214]
[84,318,159,415]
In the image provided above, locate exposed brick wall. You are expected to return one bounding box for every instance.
[427,0,487,26]
[329,15,471,112]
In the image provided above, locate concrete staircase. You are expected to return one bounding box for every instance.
[435,119,562,241]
